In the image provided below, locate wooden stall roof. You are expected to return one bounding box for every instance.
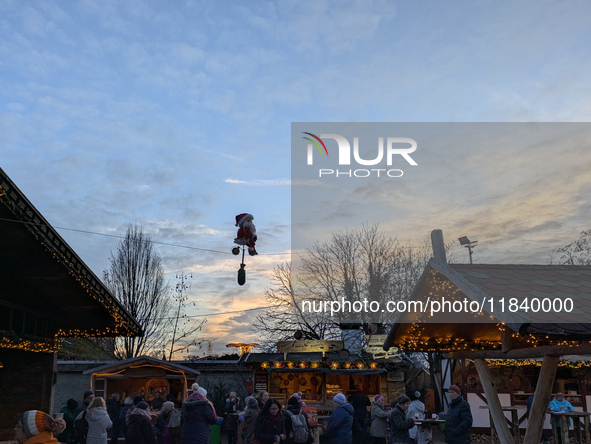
[384,256,591,354]
[0,166,142,340]
[83,355,200,376]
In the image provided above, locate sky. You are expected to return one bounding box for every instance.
[1,0,591,356]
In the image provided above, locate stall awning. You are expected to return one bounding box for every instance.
[267,368,385,375]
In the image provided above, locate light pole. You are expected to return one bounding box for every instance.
[458,236,478,264]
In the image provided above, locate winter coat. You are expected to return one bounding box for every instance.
[85,407,113,444]
[242,406,259,444]
[348,391,371,422]
[253,411,286,444]
[107,399,122,427]
[156,412,171,444]
[23,431,59,444]
[225,397,244,431]
[549,397,575,427]
[125,409,156,444]
[181,396,217,444]
[283,404,311,444]
[406,400,425,439]
[119,404,134,434]
[57,405,77,442]
[74,401,91,419]
[389,404,414,444]
[326,403,354,444]
[369,403,390,438]
[443,397,473,444]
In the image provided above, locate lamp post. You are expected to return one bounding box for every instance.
[458,236,478,264]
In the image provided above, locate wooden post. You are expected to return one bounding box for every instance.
[474,359,515,444]
[523,355,560,444]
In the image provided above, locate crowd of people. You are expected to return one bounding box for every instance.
[16,384,476,444]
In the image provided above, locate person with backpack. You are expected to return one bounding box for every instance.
[284,397,313,444]
[326,393,354,444]
[369,395,389,444]
[15,410,66,444]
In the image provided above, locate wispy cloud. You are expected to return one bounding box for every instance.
[225,178,291,186]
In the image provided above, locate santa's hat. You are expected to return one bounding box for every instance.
[235,213,254,227]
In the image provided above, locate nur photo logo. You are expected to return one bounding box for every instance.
[302,132,418,178]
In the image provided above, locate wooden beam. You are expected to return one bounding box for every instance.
[445,342,591,360]
[501,328,515,353]
[474,359,515,444]
[522,355,559,444]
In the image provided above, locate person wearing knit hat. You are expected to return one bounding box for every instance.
[233,213,258,256]
[406,392,426,442]
[57,399,79,444]
[181,383,218,444]
[243,396,260,444]
[15,411,66,444]
[327,393,354,444]
[370,394,389,444]
[74,390,95,418]
[156,402,177,444]
[443,385,473,444]
[126,401,155,444]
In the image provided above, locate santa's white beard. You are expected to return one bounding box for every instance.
[243,221,256,235]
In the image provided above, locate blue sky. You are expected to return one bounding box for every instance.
[1,0,591,355]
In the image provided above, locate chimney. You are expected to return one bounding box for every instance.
[431,229,447,263]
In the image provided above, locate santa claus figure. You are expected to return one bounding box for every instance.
[234,213,258,255]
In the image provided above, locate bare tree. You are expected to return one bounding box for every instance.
[549,229,591,265]
[253,224,433,348]
[165,273,206,361]
[103,224,171,359]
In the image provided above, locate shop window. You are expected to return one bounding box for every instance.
[95,379,106,400]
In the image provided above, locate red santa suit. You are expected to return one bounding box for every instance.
[234,213,257,254]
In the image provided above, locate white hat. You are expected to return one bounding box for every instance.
[333,393,347,405]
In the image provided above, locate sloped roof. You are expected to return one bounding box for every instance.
[83,355,200,375]
[0,166,142,340]
[384,258,591,352]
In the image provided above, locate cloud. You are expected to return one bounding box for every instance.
[225,178,291,186]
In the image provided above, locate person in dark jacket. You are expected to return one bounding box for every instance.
[255,391,270,410]
[119,397,134,436]
[107,393,122,444]
[390,395,416,444]
[243,397,260,444]
[326,393,354,444]
[348,386,371,444]
[156,401,175,444]
[74,390,95,418]
[57,399,79,444]
[181,386,218,444]
[284,396,312,444]
[442,385,472,444]
[125,401,155,444]
[253,399,287,444]
[225,392,244,444]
